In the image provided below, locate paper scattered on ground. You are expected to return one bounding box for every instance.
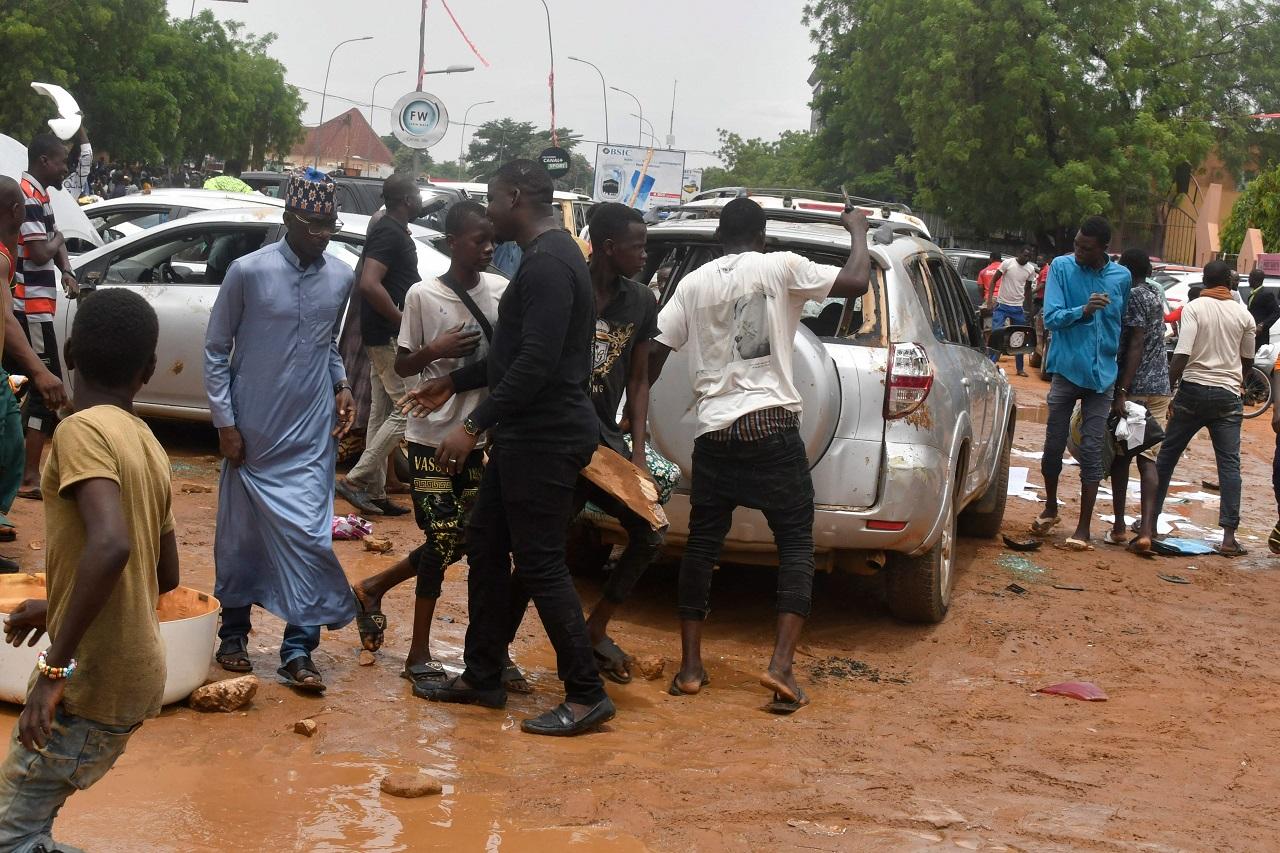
[1007,467,1029,496]
[1098,512,1191,536]
[1173,491,1221,503]
[1013,449,1076,466]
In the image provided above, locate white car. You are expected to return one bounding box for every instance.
[66,207,449,422]
[83,189,284,244]
[681,187,932,239]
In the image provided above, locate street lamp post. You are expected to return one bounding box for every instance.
[369,70,408,129]
[630,113,658,148]
[610,86,643,146]
[316,36,373,166]
[408,65,476,177]
[568,56,608,144]
[537,0,558,145]
[459,99,496,167]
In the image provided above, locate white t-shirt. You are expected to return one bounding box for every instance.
[655,251,838,436]
[397,272,507,447]
[996,259,1035,306]
[1175,295,1256,395]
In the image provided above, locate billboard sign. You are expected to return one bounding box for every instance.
[681,168,703,201]
[392,91,449,149]
[592,144,686,211]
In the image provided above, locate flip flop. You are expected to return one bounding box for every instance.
[215,636,253,673]
[1102,530,1128,546]
[1030,515,1060,536]
[758,669,803,704]
[592,636,632,685]
[667,672,709,696]
[501,662,534,694]
[351,586,387,652]
[1269,522,1280,556]
[278,656,326,694]
[401,660,448,689]
[766,686,810,715]
[0,527,15,543]
[1126,539,1156,559]
[15,487,41,502]
[1213,544,1249,558]
[1062,538,1094,552]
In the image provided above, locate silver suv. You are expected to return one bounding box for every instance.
[594,216,1023,623]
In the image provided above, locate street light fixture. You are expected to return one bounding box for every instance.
[610,86,643,147]
[425,64,476,75]
[630,113,658,148]
[190,0,246,18]
[369,70,407,128]
[568,56,609,144]
[316,36,373,165]
[537,0,559,145]
[460,99,496,166]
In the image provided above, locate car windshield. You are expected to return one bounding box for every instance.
[642,239,886,346]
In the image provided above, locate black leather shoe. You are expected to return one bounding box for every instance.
[371,499,410,517]
[416,675,507,708]
[520,697,616,736]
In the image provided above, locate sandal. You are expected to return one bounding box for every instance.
[592,636,632,685]
[401,660,448,689]
[502,662,534,694]
[667,672,710,696]
[1062,537,1095,552]
[1103,530,1128,546]
[15,487,41,502]
[215,636,253,673]
[351,586,387,652]
[1030,515,1060,536]
[1269,522,1280,556]
[277,656,326,693]
[766,686,810,715]
[1126,538,1156,559]
[1213,544,1249,558]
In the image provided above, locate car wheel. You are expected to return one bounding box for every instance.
[958,422,1011,539]
[886,485,957,624]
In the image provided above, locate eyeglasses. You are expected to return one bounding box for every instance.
[290,213,344,236]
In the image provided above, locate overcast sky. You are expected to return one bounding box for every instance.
[170,0,817,169]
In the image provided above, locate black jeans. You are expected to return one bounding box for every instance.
[678,427,816,622]
[504,475,665,643]
[461,444,606,705]
[1155,381,1243,529]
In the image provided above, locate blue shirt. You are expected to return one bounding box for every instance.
[1042,254,1131,392]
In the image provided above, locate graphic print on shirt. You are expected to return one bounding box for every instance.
[591,318,637,396]
[732,290,772,361]
[692,284,775,375]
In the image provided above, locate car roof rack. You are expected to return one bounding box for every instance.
[689,186,913,215]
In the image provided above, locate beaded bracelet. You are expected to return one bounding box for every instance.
[36,650,77,680]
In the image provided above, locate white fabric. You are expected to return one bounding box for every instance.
[398,272,506,448]
[996,258,1035,306]
[1113,400,1148,450]
[655,250,837,436]
[1174,297,1256,395]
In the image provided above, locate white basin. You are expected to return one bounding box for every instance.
[0,574,219,706]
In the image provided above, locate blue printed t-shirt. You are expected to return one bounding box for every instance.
[1042,255,1131,393]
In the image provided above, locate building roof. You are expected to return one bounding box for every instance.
[289,108,393,168]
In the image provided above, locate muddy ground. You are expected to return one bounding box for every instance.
[2,371,1278,852]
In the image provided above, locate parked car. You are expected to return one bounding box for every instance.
[944,248,1007,309]
[677,187,932,240]
[65,207,450,421]
[431,180,594,235]
[583,217,1028,623]
[83,189,284,243]
[241,170,464,232]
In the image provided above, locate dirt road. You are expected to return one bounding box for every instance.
[2,372,1277,852]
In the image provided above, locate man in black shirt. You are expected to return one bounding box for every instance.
[502,202,661,684]
[336,174,421,516]
[405,159,612,736]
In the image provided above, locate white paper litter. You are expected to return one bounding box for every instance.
[1173,491,1220,503]
[1007,467,1029,496]
[1203,529,1225,544]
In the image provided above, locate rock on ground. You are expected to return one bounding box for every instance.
[380,771,443,798]
[358,650,376,666]
[632,655,666,680]
[294,719,318,737]
[188,675,258,713]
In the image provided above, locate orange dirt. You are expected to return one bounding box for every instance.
[0,375,1276,851]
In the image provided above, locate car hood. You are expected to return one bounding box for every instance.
[0,134,104,252]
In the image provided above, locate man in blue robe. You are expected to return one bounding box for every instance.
[204,168,358,692]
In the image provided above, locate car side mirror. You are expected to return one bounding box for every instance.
[987,324,1036,355]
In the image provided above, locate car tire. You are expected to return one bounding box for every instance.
[886,485,957,624]
[958,421,1012,539]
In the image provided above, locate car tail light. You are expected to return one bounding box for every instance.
[867,520,907,531]
[885,343,933,419]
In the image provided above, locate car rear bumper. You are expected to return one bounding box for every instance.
[593,441,950,567]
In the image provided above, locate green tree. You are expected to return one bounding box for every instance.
[701,130,817,190]
[464,119,592,190]
[1221,164,1280,254]
[804,0,1280,243]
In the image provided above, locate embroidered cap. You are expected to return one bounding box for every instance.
[284,167,337,217]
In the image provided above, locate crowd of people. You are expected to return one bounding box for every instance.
[0,124,1274,851]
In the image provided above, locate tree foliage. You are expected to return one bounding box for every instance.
[0,1,303,168]
[1221,165,1280,254]
[464,119,594,191]
[701,130,817,190]
[804,0,1280,240]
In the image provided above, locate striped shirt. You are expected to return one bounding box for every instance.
[16,172,58,322]
[704,406,799,442]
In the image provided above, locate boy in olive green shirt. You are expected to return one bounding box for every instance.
[0,289,178,852]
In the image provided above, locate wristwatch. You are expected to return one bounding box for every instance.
[334,380,351,395]
[462,417,480,437]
